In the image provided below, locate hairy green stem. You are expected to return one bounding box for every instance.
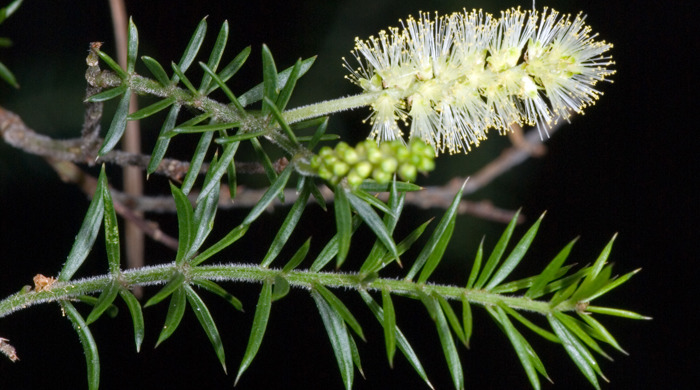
[281,91,383,124]
[0,263,558,319]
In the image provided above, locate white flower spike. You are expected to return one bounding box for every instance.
[344,7,615,154]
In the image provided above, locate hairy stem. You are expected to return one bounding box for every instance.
[0,262,560,320]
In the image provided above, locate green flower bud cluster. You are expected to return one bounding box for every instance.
[310,139,435,189]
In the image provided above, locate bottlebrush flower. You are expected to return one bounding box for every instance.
[344,7,615,154]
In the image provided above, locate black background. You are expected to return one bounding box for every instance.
[0,1,695,389]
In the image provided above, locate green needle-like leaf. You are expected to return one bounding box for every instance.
[584,268,641,302]
[98,87,131,155]
[170,182,194,265]
[499,303,559,343]
[474,210,520,289]
[196,140,238,204]
[119,289,145,352]
[86,282,120,325]
[205,45,251,95]
[215,129,267,144]
[85,84,128,102]
[181,131,214,195]
[275,58,301,111]
[585,306,651,320]
[192,279,243,311]
[466,237,484,289]
[281,237,312,273]
[127,96,176,120]
[346,190,398,262]
[351,188,394,216]
[428,296,464,390]
[199,62,246,113]
[461,297,473,348]
[126,17,138,74]
[59,166,106,281]
[409,183,463,282]
[262,182,310,268]
[334,185,353,267]
[145,272,186,307]
[348,333,365,379]
[101,173,120,275]
[147,104,180,175]
[97,50,127,79]
[141,56,170,86]
[485,212,544,290]
[310,215,362,272]
[156,287,187,347]
[311,290,354,390]
[250,137,279,190]
[548,315,603,389]
[198,21,228,93]
[261,44,279,117]
[526,238,578,298]
[264,96,299,145]
[306,116,329,150]
[62,301,100,390]
[184,285,227,373]
[437,295,467,346]
[242,164,293,226]
[192,224,249,266]
[313,283,365,341]
[239,55,316,107]
[235,281,273,386]
[577,312,627,355]
[359,290,434,390]
[175,17,207,81]
[171,62,198,94]
[554,312,612,361]
[382,289,397,367]
[0,61,18,88]
[358,179,422,193]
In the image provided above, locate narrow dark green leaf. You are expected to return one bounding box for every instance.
[474,209,521,289]
[585,306,651,320]
[261,44,278,116]
[235,281,273,386]
[262,183,310,268]
[358,179,422,193]
[282,237,312,273]
[526,238,578,298]
[487,306,545,390]
[309,215,362,272]
[171,62,198,94]
[549,277,582,308]
[485,213,544,290]
[275,58,301,111]
[491,265,575,294]
[170,182,194,265]
[86,282,120,325]
[197,140,239,204]
[192,224,249,266]
[145,272,186,307]
[97,50,127,79]
[119,289,145,352]
[188,150,221,256]
[313,283,365,341]
[62,301,100,390]
[466,237,484,289]
[206,45,251,95]
[127,96,176,120]
[226,147,237,200]
[577,312,627,354]
[101,173,120,275]
[126,18,138,74]
[334,185,352,268]
[159,111,213,139]
[242,164,293,226]
[311,290,354,390]
[58,167,106,281]
[192,279,243,311]
[74,295,117,317]
[409,183,463,282]
[239,55,316,107]
[307,116,329,150]
[363,218,430,275]
[176,17,207,77]
[170,121,239,135]
[307,178,327,211]
[346,190,398,261]
[85,84,128,102]
[499,304,559,343]
[348,333,365,379]
[382,289,397,367]
[0,61,18,88]
[147,104,180,175]
[429,297,464,390]
[156,287,187,347]
[461,297,473,348]
[359,290,434,390]
[264,96,299,145]
[215,129,267,144]
[141,55,170,86]
[250,137,278,189]
[199,62,246,113]
[584,268,641,302]
[271,275,290,301]
[98,87,132,155]
[548,315,603,389]
[181,131,214,195]
[436,295,467,346]
[296,134,338,143]
[554,312,611,360]
[198,21,228,93]
[184,285,227,373]
[570,265,613,304]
